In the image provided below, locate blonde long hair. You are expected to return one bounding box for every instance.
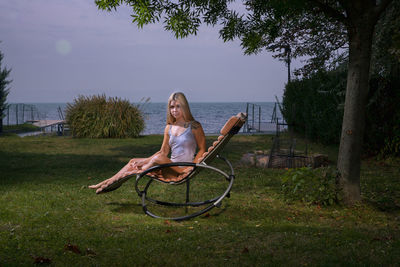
[166,92,195,124]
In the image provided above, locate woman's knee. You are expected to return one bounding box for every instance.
[129,158,145,164]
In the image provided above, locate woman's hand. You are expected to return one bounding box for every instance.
[191,121,206,163]
[131,160,146,170]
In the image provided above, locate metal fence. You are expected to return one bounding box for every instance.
[2,104,41,125]
[243,102,287,133]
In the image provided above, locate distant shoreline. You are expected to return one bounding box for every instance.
[4,102,282,135]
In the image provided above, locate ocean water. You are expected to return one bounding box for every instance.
[3,102,282,135]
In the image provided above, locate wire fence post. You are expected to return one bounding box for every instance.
[245,103,249,132]
[16,104,19,125]
[22,104,25,123]
[7,105,10,125]
[252,104,254,130]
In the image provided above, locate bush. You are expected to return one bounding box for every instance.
[66,95,144,138]
[282,66,400,158]
[364,75,400,157]
[281,167,340,206]
[282,67,346,144]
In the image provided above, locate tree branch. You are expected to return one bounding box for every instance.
[307,0,348,24]
[373,0,393,18]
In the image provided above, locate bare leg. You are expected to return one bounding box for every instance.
[88,158,146,193]
[89,154,185,194]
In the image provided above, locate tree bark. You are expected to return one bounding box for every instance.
[337,16,375,205]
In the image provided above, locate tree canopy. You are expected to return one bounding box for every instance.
[95,0,387,75]
[0,47,12,133]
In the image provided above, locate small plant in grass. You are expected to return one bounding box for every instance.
[281,166,340,206]
[66,94,145,138]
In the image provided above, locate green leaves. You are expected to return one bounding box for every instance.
[65,94,145,138]
[281,166,340,206]
[95,0,125,11]
[164,6,201,38]
[95,0,205,39]
[131,0,159,28]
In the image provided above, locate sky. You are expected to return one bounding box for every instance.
[0,0,296,103]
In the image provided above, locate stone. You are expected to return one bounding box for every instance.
[239,152,329,169]
[255,155,269,168]
[312,154,329,168]
[239,153,256,166]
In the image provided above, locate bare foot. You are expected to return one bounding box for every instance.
[88,177,115,191]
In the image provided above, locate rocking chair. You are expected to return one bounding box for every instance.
[99,112,247,221]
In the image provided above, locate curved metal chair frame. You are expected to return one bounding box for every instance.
[134,155,235,221]
[133,113,246,221]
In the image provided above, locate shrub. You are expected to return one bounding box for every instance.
[282,66,400,158]
[364,75,400,157]
[281,166,340,206]
[66,94,145,138]
[282,67,346,145]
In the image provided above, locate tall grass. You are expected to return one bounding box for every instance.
[66,95,144,138]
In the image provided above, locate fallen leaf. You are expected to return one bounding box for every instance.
[64,243,81,254]
[164,220,171,225]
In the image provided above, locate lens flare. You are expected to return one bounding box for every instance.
[55,40,72,55]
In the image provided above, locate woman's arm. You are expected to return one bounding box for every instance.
[131,125,170,168]
[159,125,171,157]
[191,121,206,163]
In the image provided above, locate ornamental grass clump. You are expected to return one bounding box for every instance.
[66,95,144,138]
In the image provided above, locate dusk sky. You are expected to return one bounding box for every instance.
[0,0,297,103]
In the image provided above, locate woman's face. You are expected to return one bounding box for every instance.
[169,100,184,121]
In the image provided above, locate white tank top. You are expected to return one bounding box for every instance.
[169,123,197,162]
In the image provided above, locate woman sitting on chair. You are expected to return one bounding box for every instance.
[89,92,206,194]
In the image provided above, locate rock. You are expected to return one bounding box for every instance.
[312,154,329,168]
[239,152,329,169]
[239,153,270,168]
[239,153,256,166]
[255,155,269,168]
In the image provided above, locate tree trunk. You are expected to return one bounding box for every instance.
[337,19,375,205]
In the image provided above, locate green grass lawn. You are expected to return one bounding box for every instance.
[0,134,399,266]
